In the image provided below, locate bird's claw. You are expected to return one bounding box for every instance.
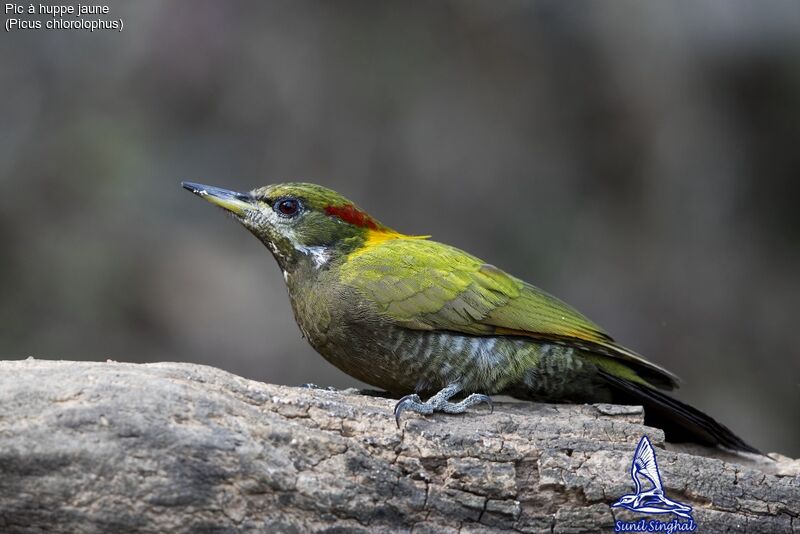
[393,388,493,428]
[475,394,494,414]
[394,394,423,428]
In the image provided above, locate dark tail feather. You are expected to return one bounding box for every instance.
[600,371,761,454]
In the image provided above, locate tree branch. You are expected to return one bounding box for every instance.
[0,360,797,533]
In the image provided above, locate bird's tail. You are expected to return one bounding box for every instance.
[600,371,761,454]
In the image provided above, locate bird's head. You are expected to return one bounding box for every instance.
[182,181,408,272]
[612,495,637,508]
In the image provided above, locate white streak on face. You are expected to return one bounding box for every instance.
[252,206,330,268]
[295,245,330,268]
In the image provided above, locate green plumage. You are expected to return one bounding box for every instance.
[183,181,759,453]
[339,238,679,391]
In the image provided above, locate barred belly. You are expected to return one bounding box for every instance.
[364,327,601,400]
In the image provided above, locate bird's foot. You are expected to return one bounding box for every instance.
[393,383,493,428]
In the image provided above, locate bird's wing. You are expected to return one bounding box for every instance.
[339,238,679,389]
[633,437,664,492]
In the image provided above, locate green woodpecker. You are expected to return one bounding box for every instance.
[182,181,757,453]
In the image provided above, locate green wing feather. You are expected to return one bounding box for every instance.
[340,238,679,390]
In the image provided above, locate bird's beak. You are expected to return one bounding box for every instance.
[181,181,254,217]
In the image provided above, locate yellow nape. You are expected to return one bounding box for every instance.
[363,230,430,248]
[345,229,430,260]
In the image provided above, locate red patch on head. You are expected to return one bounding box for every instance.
[324,204,380,230]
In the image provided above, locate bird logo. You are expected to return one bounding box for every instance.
[612,436,693,520]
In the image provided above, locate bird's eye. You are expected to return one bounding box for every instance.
[275,197,301,218]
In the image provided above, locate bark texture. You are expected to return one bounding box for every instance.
[0,360,797,533]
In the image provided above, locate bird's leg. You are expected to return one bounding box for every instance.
[394,383,493,427]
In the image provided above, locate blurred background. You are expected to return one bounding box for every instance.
[1,1,798,455]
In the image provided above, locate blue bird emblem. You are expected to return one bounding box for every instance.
[612,436,693,520]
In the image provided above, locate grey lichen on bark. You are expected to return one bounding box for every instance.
[0,360,797,533]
